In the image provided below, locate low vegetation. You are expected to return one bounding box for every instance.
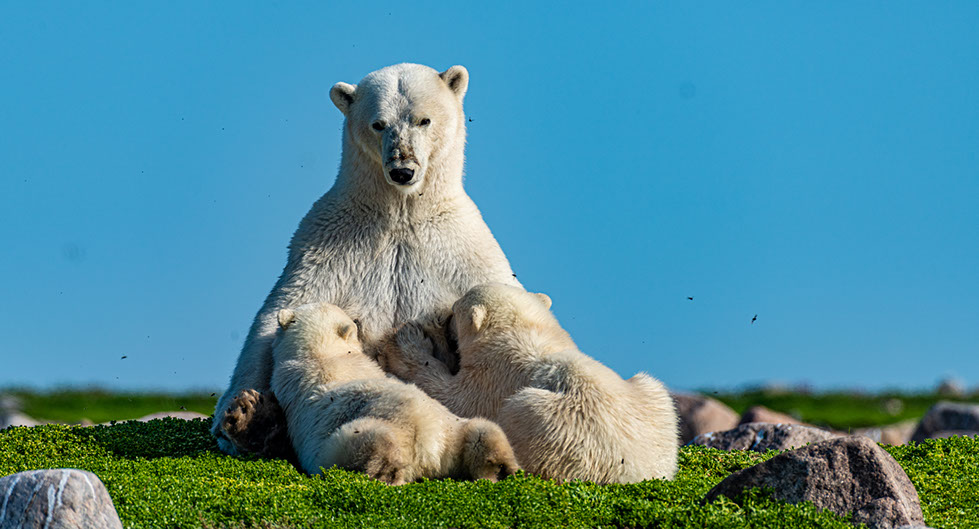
[711,388,979,430]
[1,418,976,528]
[8,387,979,429]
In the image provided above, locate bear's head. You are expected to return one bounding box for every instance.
[273,302,361,361]
[459,418,520,482]
[449,283,561,347]
[330,63,468,194]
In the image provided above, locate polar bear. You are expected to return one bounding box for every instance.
[212,63,521,454]
[266,302,519,483]
[382,283,679,484]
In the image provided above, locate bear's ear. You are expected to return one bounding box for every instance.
[469,304,487,333]
[534,293,553,310]
[277,309,296,330]
[439,66,469,101]
[337,323,356,341]
[330,82,357,115]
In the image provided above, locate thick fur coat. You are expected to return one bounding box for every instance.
[383,283,679,483]
[270,302,519,484]
[213,63,520,453]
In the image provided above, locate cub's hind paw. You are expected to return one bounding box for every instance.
[220,389,291,460]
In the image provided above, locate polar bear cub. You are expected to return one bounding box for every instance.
[385,283,679,483]
[270,302,519,484]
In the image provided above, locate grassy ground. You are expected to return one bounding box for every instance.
[7,387,979,429]
[3,387,218,424]
[1,418,976,528]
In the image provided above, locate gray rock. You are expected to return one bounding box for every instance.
[671,393,739,445]
[0,411,39,429]
[738,405,802,426]
[704,436,924,529]
[689,422,840,452]
[0,469,122,529]
[910,401,979,442]
[135,411,208,422]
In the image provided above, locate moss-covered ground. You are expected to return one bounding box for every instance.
[1,418,976,529]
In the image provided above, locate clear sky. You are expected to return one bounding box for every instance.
[1,3,976,393]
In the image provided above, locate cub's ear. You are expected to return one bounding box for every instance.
[330,82,357,115]
[439,65,469,101]
[337,323,356,341]
[277,309,297,330]
[534,293,553,310]
[469,304,487,333]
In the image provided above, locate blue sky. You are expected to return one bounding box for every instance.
[1,3,976,392]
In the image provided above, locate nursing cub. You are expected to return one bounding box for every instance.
[382,283,679,483]
[266,302,518,484]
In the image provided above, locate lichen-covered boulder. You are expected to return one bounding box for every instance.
[703,436,924,529]
[689,422,839,452]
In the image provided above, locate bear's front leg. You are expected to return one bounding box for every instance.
[220,389,299,467]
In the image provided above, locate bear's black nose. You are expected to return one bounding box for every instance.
[389,168,415,184]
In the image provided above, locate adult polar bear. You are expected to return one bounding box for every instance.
[213,63,521,454]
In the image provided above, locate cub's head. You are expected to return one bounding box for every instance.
[273,303,360,361]
[450,283,555,345]
[459,418,520,482]
[330,63,468,194]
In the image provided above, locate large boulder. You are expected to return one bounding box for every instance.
[689,422,840,452]
[671,393,739,445]
[0,469,122,529]
[910,401,979,442]
[738,405,802,426]
[704,436,924,529]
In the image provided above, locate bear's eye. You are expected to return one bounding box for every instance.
[371,121,385,131]
[419,118,431,126]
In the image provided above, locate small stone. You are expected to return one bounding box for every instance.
[135,411,209,422]
[0,469,123,528]
[910,401,979,442]
[936,377,966,398]
[703,436,924,529]
[671,393,739,445]
[855,420,917,446]
[0,394,22,412]
[928,430,978,439]
[0,411,39,429]
[689,422,839,452]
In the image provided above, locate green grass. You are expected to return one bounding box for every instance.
[3,387,218,424]
[1,418,976,528]
[7,387,979,429]
[708,389,979,430]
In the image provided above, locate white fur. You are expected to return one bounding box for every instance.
[271,302,519,483]
[385,283,680,483]
[213,63,519,451]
